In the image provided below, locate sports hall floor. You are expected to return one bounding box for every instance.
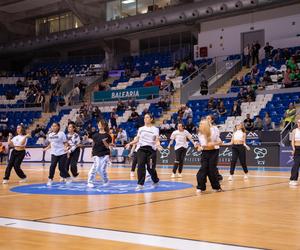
[0,163,299,250]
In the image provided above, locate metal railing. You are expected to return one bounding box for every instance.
[280,110,300,146]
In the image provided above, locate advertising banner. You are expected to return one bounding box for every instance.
[93,86,159,102]
[280,146,294,167]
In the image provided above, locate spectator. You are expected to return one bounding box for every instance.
[264,42,274,59]
[263,112,272,131]
[110,109,118,129]
[75,115,84,127]
[160,120,171,135]
[153,75,162,86]
[128,109,139,122]
[78,80,87,101]
[127,98,137,110]
[284,103,296,130]
[250,65,260,78]
[0,142,6,162]
[253,116,263,131]
[207,97,216,111]
[217,101,227,116]
[185,117,196,134]
[246,86,256,102]
[252,41,261,65]
[116,128,128,145]
[169,118,176,131]
[243,44,250,68]
[117,100,126,112]
[177,105,185,120]
[200,75,208,95]
[158,98,168,111]
[265,64,277,75]
[70,84,80,105]
[131,68,140,78]
[283,68,293,88]
[92,106,102,121]
[287,57,297,72]
[231,77,241,86]
[231,101,241,116]
[237,88,247,103]
[244,114,254,131]
[183,105,193,120]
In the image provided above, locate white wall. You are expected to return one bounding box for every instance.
[197,4,300,58]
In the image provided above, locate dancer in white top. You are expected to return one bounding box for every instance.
[289,119,300,186]
[168,122,196,178]
[126,113,162,191]
[196,118,222,193]
[44,122,72,186]
[2,124,31,184]
[227,123,250,181]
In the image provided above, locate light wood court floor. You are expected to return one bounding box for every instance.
[0,163,299,250]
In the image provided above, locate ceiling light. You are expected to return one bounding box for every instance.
[122,0,135,4]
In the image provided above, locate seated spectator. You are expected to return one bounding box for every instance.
[231,101,241,117]
[287,57,297,72]
[109,128,116,144]
[75,115,84,127]
[117,100,126,112]
[284,103,296,129]
[78,80,87,101]
[127,98,138,110]
[200,75,208,95]
[177,105,185,120]
[237,88,247,103]
[185,118,196,134]
[265,64,277,75]
[128,109,139,122]
[217,102,227,116]
[183,105,193,120]
[246,86,256,102]
[92,106,102,121]
[169,118,176,131]
[116,128,128,145]
[231,77,241,86]
[160,120,171,135]
[207,97,216,110]
[110,110,118,129]
[244,114,254,131]
[253,116,263,131]
[158,98,168,111]
[263,112,272,131]
[143,81,153,87]
[257,81,266,90]
[250,65,260,78]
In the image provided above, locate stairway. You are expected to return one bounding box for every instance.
[28,112,54,131]
[155,89,181,126]
[215,67,250,94]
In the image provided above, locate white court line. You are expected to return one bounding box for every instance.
[0,218,259,250]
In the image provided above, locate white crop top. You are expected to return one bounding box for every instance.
[295,129,300,142]
[11,135,27,147]
[170,130,192,150]
[233,130,244,141]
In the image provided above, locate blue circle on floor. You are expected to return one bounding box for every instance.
[10,180,193,195]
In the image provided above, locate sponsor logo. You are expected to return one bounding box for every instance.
[160,149,170,159]
[254,147,267,165]
[24,151,31,159]
[225,132,233,139]
[247,132,259,140]
[111,90,139,99]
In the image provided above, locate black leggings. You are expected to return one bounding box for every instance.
[4,149,26,180]
[66,148,80,177]
[173,147,187,174]
[49,154,70,180]
[230,144,248,175]
[131,150,156,172]
[290,146,300,181]
[137,146,159,185]
[196,149,221,191]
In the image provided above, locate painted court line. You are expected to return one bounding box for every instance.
[0,217,259,250]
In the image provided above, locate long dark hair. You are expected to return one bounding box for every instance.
[68,121,78,133]
[52,122,61,134]
[98,119,109,133]
[17,124,26,136]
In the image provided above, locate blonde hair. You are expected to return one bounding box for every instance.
[234,123,246,133]
[199,119,211,143]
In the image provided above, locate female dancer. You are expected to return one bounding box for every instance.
[207,115,223,181]
[2,124,30,184]
[44,122,72,186]
[196,119,222,193]
[227,123,250,181]
[87,119,112,188]
[289,119,300,186]
[168,122,196,178]
[126,113,162,191]
[66,122,81,178]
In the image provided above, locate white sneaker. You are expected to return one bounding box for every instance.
[152,182,159,188]
[19,178,27,183]
[103,181,109,187]
[87,183,94,188]
[196,189,204,194]
[60,178,66,182]
[177,173,183,178]
[2,179,8,184]
[130,171,135,177]
[135,185,144,191]
[228,175,233,181]
[213,188,223,193]
[171,173,176,178]
[145,175,151,182]
[244,174,249,180]
[47,179,53,186]
[66,178,72,185]
[289,180,298,186]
